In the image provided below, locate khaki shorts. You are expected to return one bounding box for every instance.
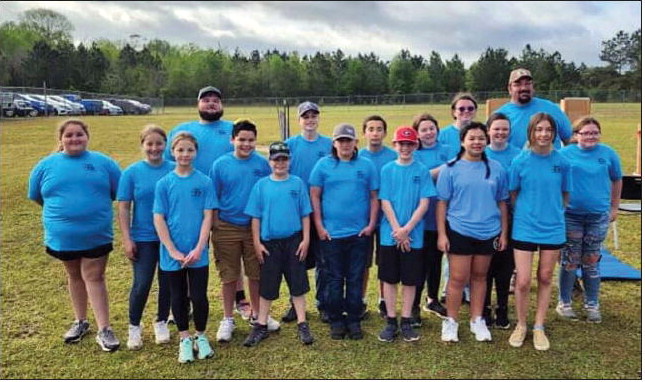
[211,220,260,283]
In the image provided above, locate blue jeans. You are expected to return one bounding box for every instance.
[559,212,609,307]
[129,241,171,325]
[320,235,368,328]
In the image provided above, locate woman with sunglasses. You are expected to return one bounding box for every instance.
[439,93,479,158]
[557,117,622,324]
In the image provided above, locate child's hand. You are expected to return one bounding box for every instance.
[123,239,137,261]
[296,240,310,262]
[496,235,507,252]
[185,248,202,266]
[358,224,375,237]
[255,244,270,264]
[169,249,187,266]
[317,227,331,241]
[392,226,410,244]
[437,233,450,253]
[397,237,412,253]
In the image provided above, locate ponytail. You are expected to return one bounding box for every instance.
[481,150,491,179]
[447,146,465,168]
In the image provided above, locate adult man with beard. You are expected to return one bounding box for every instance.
[495,69,572,149]
[164,86,233,174]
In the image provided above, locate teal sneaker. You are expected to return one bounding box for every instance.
[194,333,215,359]
[178,337,194,364]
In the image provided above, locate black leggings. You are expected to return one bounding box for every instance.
[414,231,443,307]
[165,266,209,332]
[485,244,514,309]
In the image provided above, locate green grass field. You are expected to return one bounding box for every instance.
[1,103,641,379]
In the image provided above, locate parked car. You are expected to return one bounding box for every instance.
[29,94,73,116]
[62,94,82,103]
[81,99,108,115]
[48,95,85,115]
[102,100,123,116]
[108,99,144,115]
[130,99,152,114]
[15,94,56,116]
[4,100,38,117]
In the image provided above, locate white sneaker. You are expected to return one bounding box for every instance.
[127,324,143,350]
[154,320,170,344]
[470,316,492,342]
[250,316,281,332]
[441,318,459,342]
[216,317,236,343]
[555,301,578,320]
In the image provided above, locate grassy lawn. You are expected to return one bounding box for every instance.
[0,103,641,379]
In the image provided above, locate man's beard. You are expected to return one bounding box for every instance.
[517,92,532,105]
[199,110,223,121]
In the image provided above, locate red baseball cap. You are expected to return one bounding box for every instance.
[393,126,418,143]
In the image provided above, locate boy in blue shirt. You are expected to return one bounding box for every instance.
[209,119,275,343]
[358,115,397,319]
[242,142,314,346]
[377,126,435,342]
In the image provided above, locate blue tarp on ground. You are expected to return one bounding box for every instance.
[575,248,641,281]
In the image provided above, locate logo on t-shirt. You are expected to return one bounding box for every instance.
[552,165,561,173]
[218,130,227,135]
[440,155,448,161]
[318,151,326,157]
[413,175,421,184]
[84,163,95,171]
[192,188,203,197]
[598,158,606,164]
[253,169,264,177]
[356,170,365,179]
[290,190,299,199]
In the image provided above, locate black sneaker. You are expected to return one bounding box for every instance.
[346,323,363,340]
[378,318,398,342]
[360,303,369,321]
[243,324,268,347]
[423,299,448,319]
[495,306,511,329]
[482,307,494,327]
[63,320,90,344]
[400,318,420,342]
[378,300,387,319]
[281,304,297,323]
[297,322,314,345]
[411,307,422,328]
[319,309,330,324]
[330,325,346,340]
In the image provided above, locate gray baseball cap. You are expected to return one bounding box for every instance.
[297,101,320,116]
[197,86,222,100]
[332,123,356,141]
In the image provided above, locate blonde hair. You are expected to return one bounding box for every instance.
[56,119,89,152]
[527,112,556,151]
[140,124,167,144]
[171,132,198,151]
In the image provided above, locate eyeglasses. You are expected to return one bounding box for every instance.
[577,131,600,137]
[457,106,476,112]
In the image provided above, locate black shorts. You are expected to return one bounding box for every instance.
[377,246,424,286]
[365,230,381,268]
[46,243,113,262]
[259,232,310,300]
[447,225,496,256]
[305,224,318,270]
[513,240,565,251]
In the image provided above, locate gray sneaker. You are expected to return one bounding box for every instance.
[555,302,578,320]
[96,327,120,352]
[64,320,90,344]
[585,305,602,323]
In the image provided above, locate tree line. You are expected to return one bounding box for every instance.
[0,9,641,99]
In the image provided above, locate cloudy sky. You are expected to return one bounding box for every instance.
[1,1,641,67]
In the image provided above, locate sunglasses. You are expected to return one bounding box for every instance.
[457,106,476,112]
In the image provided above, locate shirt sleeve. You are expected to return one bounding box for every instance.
[561,157,572,193]
[496,167,510,201]
[27,160,45,203]
[116,167,134,201]
[308,159,324,187]
[106,157,122,201]
[244,181,262,218]
[555,109,573,142]
[204,178,218,210]
[378,166,391,201]
[508,158,521,192]
[420,165,436,199]
[435,164,452,201]
[608,147,623,181]
[299,179,313,217]
[367,160,379,191]
[153,178,168,215]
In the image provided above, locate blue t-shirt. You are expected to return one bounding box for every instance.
[414,143,452,231]
[438,124,461,158]
[28,151,121,251]
[560,143,622,214]
[117,160,175,242]
[245,175,312,241]
[209,152,271,226]
[485,145,523,170]
[164,120,234,174]
[379,161,436,249]
[436,159,508,240]
[359,146,397,227]
[285,134,332,188]
[509,150,572,244]
[495,97,573,149]
[309,156,379,238]
[153,170,217,271]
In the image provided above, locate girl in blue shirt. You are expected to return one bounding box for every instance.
[310,123,379,340]
[483,113,522,329]
[117,125,174,350]
[557,117,622,324]
[508,112,572,351]
[436,122,509,343]
[411,113,452,323]
[153,132,217,363]
[28,119,121,352]
[439,93,479,158]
